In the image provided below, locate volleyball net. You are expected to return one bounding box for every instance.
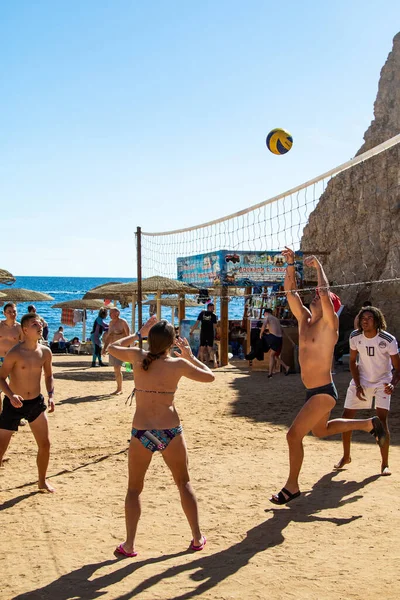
[138,134,400,309]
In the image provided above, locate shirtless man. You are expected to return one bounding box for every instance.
[270,248,387,505]
[259,308,290,377]
[53,327,66,343]
[0,312,55,490]
[0,303,23,413]
[102,307,130,394]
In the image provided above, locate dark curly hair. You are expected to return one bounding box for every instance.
[357,306,387,332]
[142,320,175,371]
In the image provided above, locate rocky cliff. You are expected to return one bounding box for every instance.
[301,33,400,339]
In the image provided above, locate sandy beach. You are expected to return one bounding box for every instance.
[1,355,399,600]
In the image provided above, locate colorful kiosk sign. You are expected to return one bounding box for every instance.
[177,250,303,287]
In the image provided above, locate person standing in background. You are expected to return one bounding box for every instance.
[28,305,49,341]
[102,307,130,394]
[189,303,218,368]
[90,308,108,367]
[0,303,23,415]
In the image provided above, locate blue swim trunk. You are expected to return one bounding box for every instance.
[131,425,183,452]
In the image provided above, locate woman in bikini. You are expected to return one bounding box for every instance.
[108,316,215,558]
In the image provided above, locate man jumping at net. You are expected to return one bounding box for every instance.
[270,248,387,505]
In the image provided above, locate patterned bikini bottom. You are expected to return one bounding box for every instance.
[131,425,183,452]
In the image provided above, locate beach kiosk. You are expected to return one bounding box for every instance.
[177,249,303,368]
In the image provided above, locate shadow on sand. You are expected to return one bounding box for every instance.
[11,471,379,600]
[57,393,120,405]
[228,366,400,446]
[2,449,127,495]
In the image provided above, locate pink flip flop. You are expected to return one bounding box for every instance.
[190,535,207,551]
[115,543,138,558]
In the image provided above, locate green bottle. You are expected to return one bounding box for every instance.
[124,362,133,373]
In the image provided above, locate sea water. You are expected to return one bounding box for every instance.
[2,276,246,341]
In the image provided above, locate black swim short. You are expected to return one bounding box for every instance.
[305,382,338,403]
[200,333,214,347]
[0,394,47,431]
[263,333,283,355]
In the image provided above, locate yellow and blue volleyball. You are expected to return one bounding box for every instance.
[266,128,293,155]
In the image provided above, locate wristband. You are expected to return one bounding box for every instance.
[286,263,295,267]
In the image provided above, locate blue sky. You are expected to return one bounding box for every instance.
[1,1,399,277]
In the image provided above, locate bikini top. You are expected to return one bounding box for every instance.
[126,387,177,406]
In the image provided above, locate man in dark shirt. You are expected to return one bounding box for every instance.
[190,303,218,367]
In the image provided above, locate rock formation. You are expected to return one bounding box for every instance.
[301,33,400,339]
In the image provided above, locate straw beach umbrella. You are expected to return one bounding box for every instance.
[142,297,198,308]
[83,283,149,331]
[82,282,133,303]
[98,276,198,295]
[51,299,108,341]
[142,296,199,326]
[0,288,54,302]
[85,276,198,326]
[0,269,16,285]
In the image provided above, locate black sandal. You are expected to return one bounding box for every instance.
[370,416,387,448]
[269,487,301,505]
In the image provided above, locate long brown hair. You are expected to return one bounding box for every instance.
[142,320,175,371]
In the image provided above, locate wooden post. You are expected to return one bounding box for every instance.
[178,294,185,322]
[136,227,143,348]
[131,294,136,333]
[220,287,229,366]
[82,310,86,342]
[245,286,252,354]
[156,290,161,320]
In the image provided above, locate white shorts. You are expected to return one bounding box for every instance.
[344,383,391,411]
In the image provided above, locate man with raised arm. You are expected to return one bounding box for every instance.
[270,248,387,505]
[0,313,55,490]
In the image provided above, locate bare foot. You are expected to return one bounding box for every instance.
[381,466,392,476]
[38,481,55,493]
[334,457,352,470]
[112,390,123,395]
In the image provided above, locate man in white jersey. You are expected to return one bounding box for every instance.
[334,306,400,476]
